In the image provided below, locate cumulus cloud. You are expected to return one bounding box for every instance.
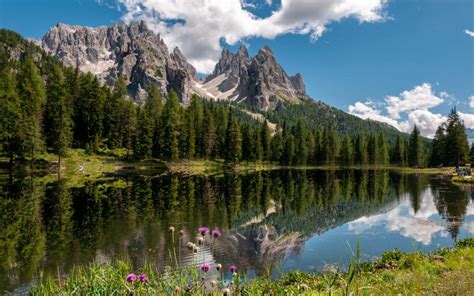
[348,189,449,245]
[349,83,474,138]
[465,29,474,37]
[348,101,400,128]
[385,83,444,119]
[117,0,388,73]
[398,109,446,138]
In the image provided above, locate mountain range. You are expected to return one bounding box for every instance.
[15,20,404,139]
[40,20,308,110]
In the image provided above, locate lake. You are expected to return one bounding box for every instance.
[1,169,473,293]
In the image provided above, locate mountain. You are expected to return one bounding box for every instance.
[40,21,307,110]
[195,45,307,110]
[29,21,406,138]
[41,21,196,102]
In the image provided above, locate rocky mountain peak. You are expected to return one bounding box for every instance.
[41,21,306,109]
[236,45,249,58]
[195,45,307,110]
[42,21,196,102]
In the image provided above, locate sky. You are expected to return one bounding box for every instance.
[1,0,473,138]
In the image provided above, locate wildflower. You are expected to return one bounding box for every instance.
[212,229,222,238]
[129,290,135,296]
[201,263,211,272]
[197,237,204,245]
[193,245,200,253]
[210,280,217,288]
[232,272,238,277]
[229,265,237,273]
[198,226,209,236]
[179,229,184,236]
[175,286,180,293]
[216,263,222,271]
[223,288,231,295]
[126,273,137,283]
[186,242,195,250]
[169,226,175,233]
[138,274,148,282]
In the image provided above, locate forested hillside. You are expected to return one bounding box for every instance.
[0,29,427,168]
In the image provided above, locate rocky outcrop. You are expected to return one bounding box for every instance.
[199,45,307,110]
[42,21,306,108]
[41,21,196,102]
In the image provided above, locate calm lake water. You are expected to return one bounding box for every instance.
[1,169,473,293]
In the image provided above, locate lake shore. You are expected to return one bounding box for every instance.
[1,149,455,178]
[29,238,474,295]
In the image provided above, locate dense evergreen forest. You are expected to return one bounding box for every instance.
[0,29,471,169]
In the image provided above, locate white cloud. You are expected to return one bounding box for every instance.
[465,29,474,37]
[398,109,446,138]
[348,190,449,245]
[385,83,444,119]
[459,112,474,129]
[348,101,400,128]
[469,96,474,108]
[348,83,447,137]
[117,0,388,73]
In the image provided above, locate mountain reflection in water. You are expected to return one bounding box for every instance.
[0,169,473,292]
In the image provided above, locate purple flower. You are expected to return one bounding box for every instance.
[139,273,148,282]
[198,226,209,236]
[201,263,211,272]
[212,229,222,238]
[229,265,237,273]
[126,273,137,283]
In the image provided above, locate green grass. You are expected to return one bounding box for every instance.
[29,238,474,295]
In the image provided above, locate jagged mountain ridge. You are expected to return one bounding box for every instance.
[34,21,405,137]
[41,20,196,102]
[196,45,307,110]
[41,21,307,109]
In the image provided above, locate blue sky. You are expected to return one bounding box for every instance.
[1,0,473,137]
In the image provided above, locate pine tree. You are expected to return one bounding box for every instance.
[444,108,469,166]
[17,57,46,162]
[261,120,271,161]
[391,135,405,166]
[134,107,154,159]
[44,64,72,172]
[74,73,104,151]
[294,119,308,165]
[189,95,204,156]
[143,85,163,157]
[368,133,378,164]
[160,90,181,160]
[184,108,196,158]
[224,110,242,163]
[408,125,424,167]
[202,108,216,158]
[340,134,353,165]
[378,133,389,165]
[0,66,22,165]
[241,124,255,161]
[430,124,446,167]
[271,130,283,162]
[354,134,368,165]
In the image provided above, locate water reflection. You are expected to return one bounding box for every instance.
[0,170,473,292]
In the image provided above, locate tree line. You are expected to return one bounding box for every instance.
[0,54,429,167]
[0,29,471,169]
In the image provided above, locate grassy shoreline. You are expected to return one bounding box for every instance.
[29,238,474,295]
[1,149,455,178]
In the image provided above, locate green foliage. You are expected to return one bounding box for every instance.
[408,125,424,167]
[0,29,432,169]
